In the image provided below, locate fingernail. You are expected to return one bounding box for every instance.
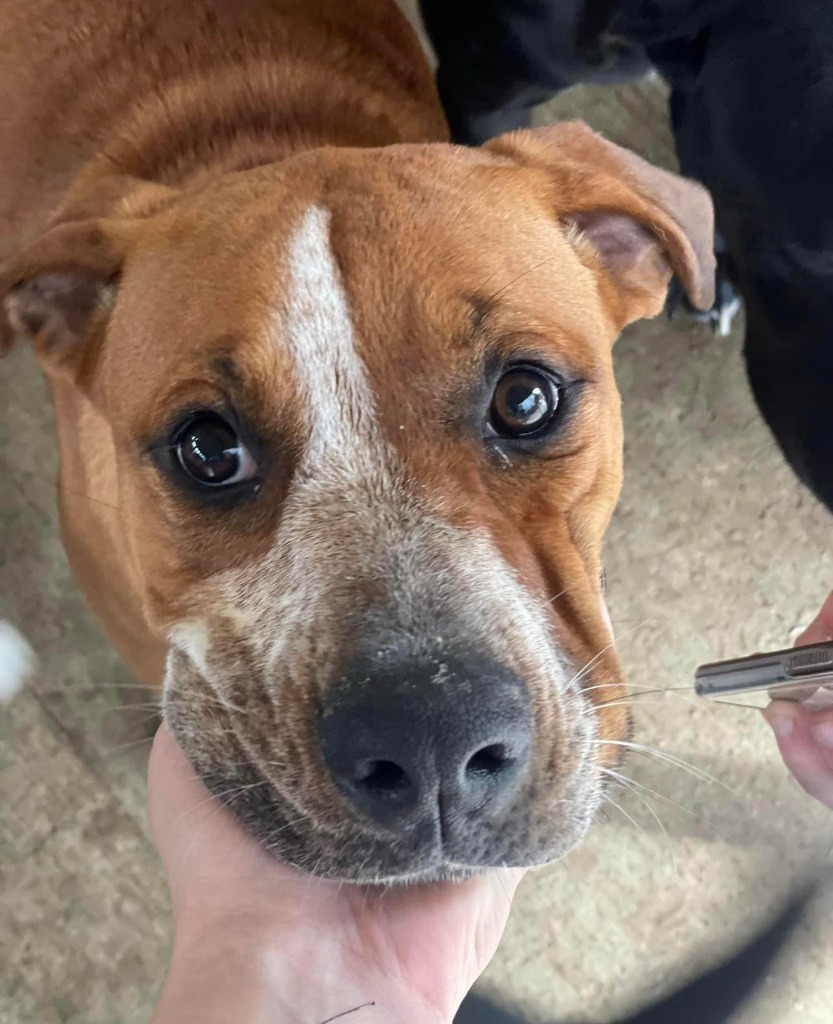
[810,720,833,749]
[763,705,796,738]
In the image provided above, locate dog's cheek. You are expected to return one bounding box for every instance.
[162,647,238,771]
[165,598,357,838]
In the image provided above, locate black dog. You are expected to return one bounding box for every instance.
[454,886,811,1023]
[420,0,833,513]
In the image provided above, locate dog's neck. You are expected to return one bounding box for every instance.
[90,58,442,194]
[25,0,446,229]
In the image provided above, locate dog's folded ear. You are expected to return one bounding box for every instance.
[0,176,175,377]
[485,121,716,329]
[0,220,125,371]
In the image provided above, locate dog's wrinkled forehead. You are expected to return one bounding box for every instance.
[111,152,616,456]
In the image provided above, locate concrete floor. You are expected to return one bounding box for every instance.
[2,5,833,1023]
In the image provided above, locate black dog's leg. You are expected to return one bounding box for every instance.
[657,76,742,335]
[419,0,569,145]
[665,230,742,336]
[419,0,650,146]
[654,0,833,510]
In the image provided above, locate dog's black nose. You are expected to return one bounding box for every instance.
[318,649,532,830]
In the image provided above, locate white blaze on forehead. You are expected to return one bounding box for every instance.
[284,206,382,467]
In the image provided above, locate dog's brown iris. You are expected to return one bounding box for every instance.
[490,366,560,437]
[175,414,255,486]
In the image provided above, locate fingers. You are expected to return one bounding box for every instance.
[762,702,833,809]
[795,590,833,646]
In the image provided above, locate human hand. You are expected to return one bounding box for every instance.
[762,591,833,810]
[147,725,522,1024]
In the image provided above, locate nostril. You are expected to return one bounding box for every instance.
[355,759,411,799]
[465,743,514,781]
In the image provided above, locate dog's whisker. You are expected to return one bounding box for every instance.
[601,766,678,874]
[581,698,684,716]
[89,702,164,715]
[581,682,695,696]
[603,685,698,701]
[40,702,162,725]
[568,618,653,691]
[102,734,157,757]
[579,681,634,694]
[586,691,699,713]
[178,787,274,854]
[177,779,268,824]
[545,586,573,607]
[601,791,649,840]
[109,708,163,730]
[198,676,248,716]
[600,739,740,797]
[262,813,309,846]
[601,766,726,838]
[600,738,716,784]
[37,683,158,694]
[224,758,288,771]
[581,684,667,701]
[102,720,243,758]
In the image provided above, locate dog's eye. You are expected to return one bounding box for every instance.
[174,414,257,486]
[490,365,560,437]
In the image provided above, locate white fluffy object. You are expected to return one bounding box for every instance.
[0,620,36,702]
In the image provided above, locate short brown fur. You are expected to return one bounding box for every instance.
[0,0,713,879]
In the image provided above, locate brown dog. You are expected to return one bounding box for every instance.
[0,0,713,882]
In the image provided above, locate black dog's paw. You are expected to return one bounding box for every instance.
[666,254,742,337]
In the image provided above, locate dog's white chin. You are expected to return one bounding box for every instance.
[0,621,36,702]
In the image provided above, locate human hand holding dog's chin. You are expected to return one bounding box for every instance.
[763,591,833,810]
[148,726,522,1024]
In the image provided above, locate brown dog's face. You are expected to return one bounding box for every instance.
[1,125,713,881]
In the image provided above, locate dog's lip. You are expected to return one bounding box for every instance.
[331,860,484,887]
